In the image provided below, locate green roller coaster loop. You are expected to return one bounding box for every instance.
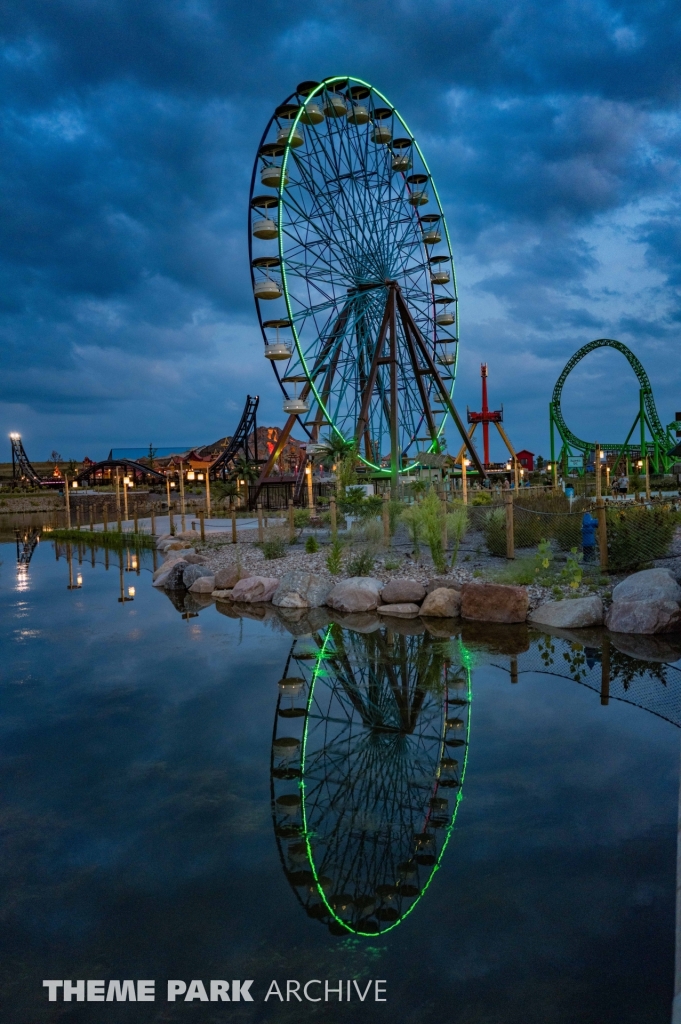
[549,339,681,476]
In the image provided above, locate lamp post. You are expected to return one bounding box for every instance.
[205,469,211,518]
[460,456,469,505]
[595,444,601,499]
[64,472,71,528]
[306,462,314,511]
[178,466,186,517]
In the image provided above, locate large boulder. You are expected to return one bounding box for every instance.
[326,577,383,613]
[153,557,184,580]
[461,582,528,623]
[380,579,426,604]
[606,600,681,635]
[212,589,233,601]
[529,596,604,629]
[162,560,190,590]
[377,602,421,618]
[182,564,214,588]
[152,571,172,588]
[188,575,216,594]
[273,571,334,609]
[214,566,243,590]
[183,553,210,565]
[421,587,462,618]
[231,576,280,603]
[611,567,681,605]
[426,577,462,594]
[606,567,681,634]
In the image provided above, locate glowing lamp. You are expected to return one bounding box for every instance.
[197,473,204,481]
[9,432,19,439]
[128,586,135,598]
[170,481,176,489]
[71,480,78,488]
[637,460,643,468]
[76,573,83,587]
[187,471,195,481]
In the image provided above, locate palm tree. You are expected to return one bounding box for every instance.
[316,435,358,493]
[232,457,259,508]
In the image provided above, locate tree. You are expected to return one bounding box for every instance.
[536,455,545,471]
[50,450,62,466]
[147,443,158,470]
[317,434,358,492]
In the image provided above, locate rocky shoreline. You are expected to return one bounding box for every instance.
[150,531,681,640]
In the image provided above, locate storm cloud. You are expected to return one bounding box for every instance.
[1,0,680,458]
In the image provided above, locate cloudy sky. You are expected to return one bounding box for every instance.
[1,0,680,462]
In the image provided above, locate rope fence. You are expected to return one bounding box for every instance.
[466,493,681,574]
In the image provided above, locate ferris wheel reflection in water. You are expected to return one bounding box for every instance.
[270,624,471,937]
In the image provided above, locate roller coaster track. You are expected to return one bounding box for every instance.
[9,435,61,487]
[210,395,260,480]
[550,338,680,471]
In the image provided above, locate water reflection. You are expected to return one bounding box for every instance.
[14,528,40,592]
[270,624,471,936]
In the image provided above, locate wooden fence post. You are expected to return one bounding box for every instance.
[231,506,237,544]
[596,496,608,570]
[383,493,390,546]
[257,502,264,543]
[504,490,515,560]
[199,510,205,542]
[330,496,337,539]
[288,499,295,544]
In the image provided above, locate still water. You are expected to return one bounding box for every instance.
[1,535,680,1023]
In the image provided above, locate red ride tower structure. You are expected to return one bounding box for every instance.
[467,364,503,468]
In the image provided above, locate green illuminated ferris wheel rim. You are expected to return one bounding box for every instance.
[270,627,472,937]
[249,75,459,469]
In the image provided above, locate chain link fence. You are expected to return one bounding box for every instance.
[464,493,681,576]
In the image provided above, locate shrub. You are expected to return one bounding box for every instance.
[293,508,311,528]
[326,537,343,575]
[305,535,319,554]
[387,499,403,536]
[400,503,424,560]
[419,491,447,573]
[263,537,286,560]
[446,503,468,564]
[471,491,492,505]
[482,508,506,556]
[347,550,375,576]
[606,504,679,569]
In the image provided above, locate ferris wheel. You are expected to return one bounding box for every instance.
[248,76,484,491]
[270,625,471,936]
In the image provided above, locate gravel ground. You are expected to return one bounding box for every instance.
[164,525,619,611]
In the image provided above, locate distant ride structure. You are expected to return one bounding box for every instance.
[10,433,62,488]
[248,75,484,497]
[549,339,681,476]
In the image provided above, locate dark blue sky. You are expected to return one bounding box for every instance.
[2,0,680,461]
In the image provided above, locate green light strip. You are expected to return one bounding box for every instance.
[276,75,458,471]
[299,626,473,937]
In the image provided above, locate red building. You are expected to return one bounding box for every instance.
[516,449,534,472]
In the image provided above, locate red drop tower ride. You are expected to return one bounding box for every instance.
[467,363,503,468]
